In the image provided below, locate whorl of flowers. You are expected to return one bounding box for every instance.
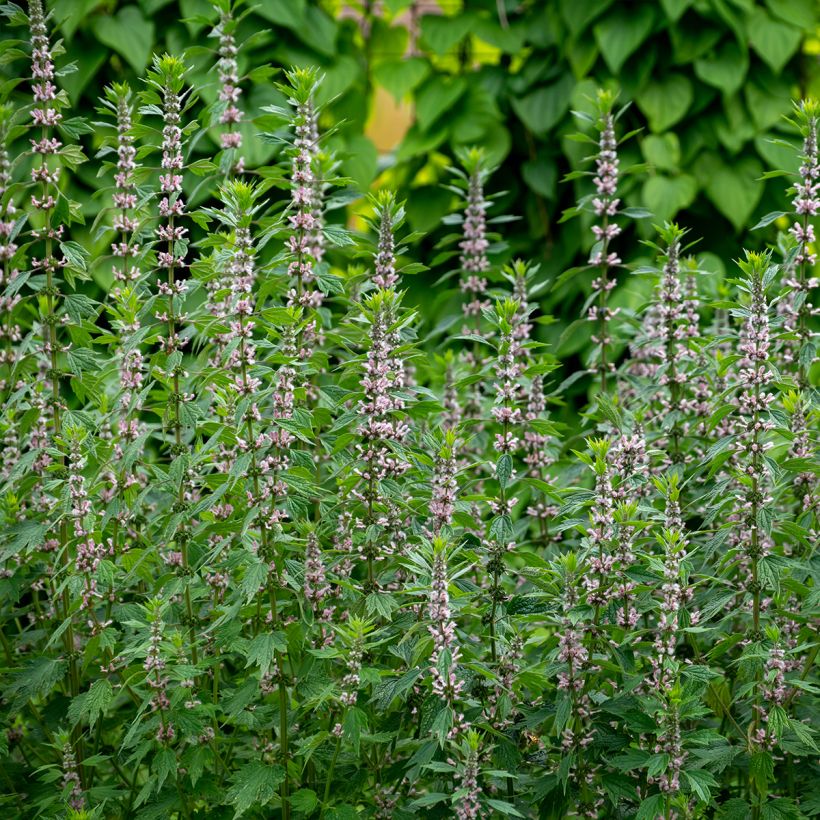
[457,147,491,337]
[211,0,243,154]
[371,189,400,290]
[354,290,410,579]
[28,0,69,456]
[651,475,694,691]
[304,531,330,606]
[0,105,21,395]
[144,613,175,743]
[492,298,524,455]
[783,99,819,385]
[784,391,818,521]
[582,438,616,610]
[733,252,775,629]
[428,543,465,724]
[356,290,409,459]
[652,225,688,431]
[282,68,323,318]
[429,431,458,536]
[338,627,364,710]
[452,732,483,820]
[585,90,622,390]
[60,741,84,811]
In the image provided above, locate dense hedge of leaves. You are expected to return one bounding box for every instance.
[0,1,819,820]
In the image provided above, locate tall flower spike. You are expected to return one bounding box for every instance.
[428,541,465,715]
[355,290,410,586]
[280,68,323,320]
[211,1,243,156]
[146,54,199,663]
[28,0,70,464]
[733,252,775,639]
[370,190,401,290]
[430,430,458,536]
[586,90,622,391]
[457,147,492,339]
[0,105,21,395]
[782,99,819,386]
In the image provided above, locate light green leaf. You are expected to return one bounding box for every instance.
[694,40,749,96]
[642,174,697,222]
[701,156,764,231]
[642,133,681,171]
[747,8,801,73]
[594,6,655,73]
[415,76,467,132]
[419,12,475,54]
[68,678,113,727]
[766,0,817,29]
[92,7,154,74]
[636,74,693,133]
[373,57,430,101]
[510,74,574,136]
[226,762,285,818]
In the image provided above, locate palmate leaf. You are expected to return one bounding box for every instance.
[226,762,285,818]
[3,656,66,711]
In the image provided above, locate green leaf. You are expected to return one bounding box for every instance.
[684,768,718,803]
[373,57,429,101]
[92,7,155,74]
[594,6,655,73]
[752,210,787,230]
[244,633,285,677]
[636,74,693,132]
[419,12,475,54]
[68,678,113,727]
[661,0,692,20]
[3,657,66,710]
[699,156,764,231]
[642,133,681,171]
[766,0,817,28]
[255,0,305,29]
[510,74,574,136]
[642,174,697,222]
[747,8,801,73]
[226,762,285,818]
[694,40,749,96]
[496,453,513,490]
[749,750,774,797]
[636,793,665,820]
[415,76,467,132]
[290,789,318,814]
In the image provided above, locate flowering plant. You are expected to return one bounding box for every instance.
[0,4,817,820]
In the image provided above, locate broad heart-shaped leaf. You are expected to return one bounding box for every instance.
[636,74,693,133]
[560,0,613,35]
[254,0,305,28]
[510,73,573,136]
[415,76,467,132]
[694,40,749,96]
[91,7,154,74]
[226,762,285,818]
[642,174,697,223]
[594,5,655,73]
[373,57,430,101]
[660,0,692,20]
[699,155,764,231]
[766,0,817,29]
[642,133,681,171]
[419,11,475,54]
[747,7,801,73]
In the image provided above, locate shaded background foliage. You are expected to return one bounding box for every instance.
[2,0,820,382]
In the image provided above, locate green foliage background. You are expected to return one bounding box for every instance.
[3,0,820,371]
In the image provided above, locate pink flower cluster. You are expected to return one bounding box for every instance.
[213,8,243,149]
